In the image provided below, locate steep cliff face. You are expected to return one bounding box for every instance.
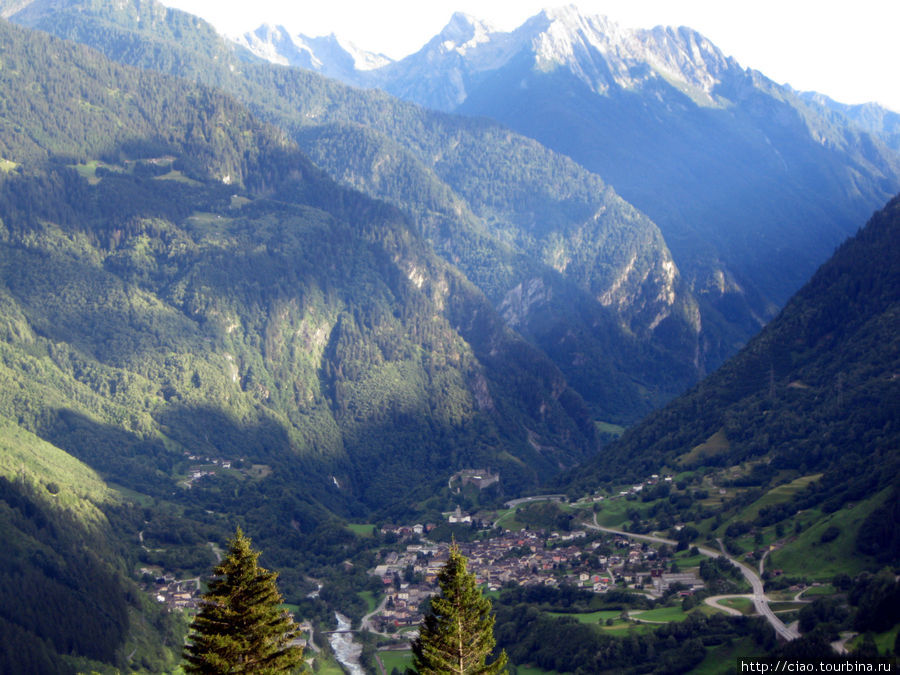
[570,190,900,495]
[246,6,900,373]
[4,0,714,420]
[0,17,605,508]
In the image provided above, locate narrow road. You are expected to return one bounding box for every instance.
[588,516,799,641]
[360,595,390,636]
[704,594,754,616]
[831,631,855,655]
[503,495,566,508]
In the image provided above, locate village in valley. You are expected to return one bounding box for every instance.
[139,462,823,675]
[144,467,749,623]
[367,525,704,633]
[363,470,710,634]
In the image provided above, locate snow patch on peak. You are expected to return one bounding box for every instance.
[334,36,393,71]
[517,7,736,103]
[366,5,743,111]
[436,11,495,55]
[238,24,296,67]
[235,24,391,80]
[537,4,623,40]
[641,25,732,96]
[526,9,639,91]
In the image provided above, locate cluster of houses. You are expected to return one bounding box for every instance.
[460,530,593,590]
[370,545,449,630]
[142,568,202,611]
[181,452,238,488]
[619,474,674,496]
[380,523,431,537]
[366,521,704,629]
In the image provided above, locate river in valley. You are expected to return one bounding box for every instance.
[328,612,365,675]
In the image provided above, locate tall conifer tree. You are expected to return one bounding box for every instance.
[412,543,507,674]
[184,527,304,674]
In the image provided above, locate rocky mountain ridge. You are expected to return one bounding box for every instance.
[3,0,714,421]
[237,7,900,366]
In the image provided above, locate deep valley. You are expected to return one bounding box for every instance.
[0,1,897,673]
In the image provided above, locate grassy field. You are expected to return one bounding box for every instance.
[346,523,376,537]
[558,500,594,515]
[769,488,890,579]
[545,610,622,624]
[631,605,692,623]
[600,620,656,636]
[737,474,823,522]
[544,609,663,635]
[688,637,762,674]
[595,421,625,437]
[593,499,647,528]
[674,551,708,568]
[513,666,559,675]
[493,508,526,531]
[357,590,379,614]
[311,655,346,674]
[768,601,808,612]
[108,482,156,507]
[247,464,272,479]
[155,169,203,186]
[848,623,900,654]
[677,430,730,466]
[800,584,836,598]
[71,159,119,183]
[378,649,413,673]
[717,597,754,615]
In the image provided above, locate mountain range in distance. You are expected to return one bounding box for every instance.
[0,0,897,671]
[9,0,900,419]
[239,5,900,363]
[3,0,898,557]
[4,0,716,424]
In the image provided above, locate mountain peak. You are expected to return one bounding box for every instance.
[435,11,495,54]
[526,5,625,41]
[237,24,390,77]
[538,4,594,27]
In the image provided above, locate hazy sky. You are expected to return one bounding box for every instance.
[160,0,899,112]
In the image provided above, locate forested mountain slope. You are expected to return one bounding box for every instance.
[566,193,900,562]
[0,420,186,673]
[0,18,606,668]
[268,7,900,368]
[2,0,715,422]
[0,15,601,506]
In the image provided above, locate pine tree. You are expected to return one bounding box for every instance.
[412,543,507,675]
[183,527,305,674]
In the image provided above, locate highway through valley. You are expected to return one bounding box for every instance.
[587,517,800,641]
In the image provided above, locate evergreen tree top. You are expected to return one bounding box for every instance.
[413,542,507,675]
[184,527,305,674]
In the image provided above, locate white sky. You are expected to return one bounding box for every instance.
[160,0,900,112]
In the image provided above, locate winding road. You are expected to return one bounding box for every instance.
[587,516,799,641]
[360,595,391,636]
[704,594,754,616]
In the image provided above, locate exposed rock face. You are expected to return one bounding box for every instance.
[499,278,550,329]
